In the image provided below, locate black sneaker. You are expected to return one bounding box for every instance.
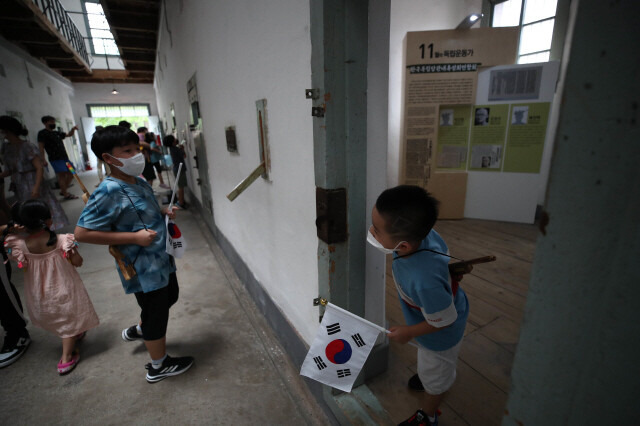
[0,335,31,368]
[398,409,437,426]
[145,355,194,383]
[408,373,425,392]
[121,325,144,342]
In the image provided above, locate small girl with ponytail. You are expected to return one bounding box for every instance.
[3,199,99,375]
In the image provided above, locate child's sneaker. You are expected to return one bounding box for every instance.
[159,183,170,189]
[0,334,31,368]
[398,409,437,426]
[121,325,144,342]
[145,355,194,383]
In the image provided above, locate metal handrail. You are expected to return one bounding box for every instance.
[31,0,91,67]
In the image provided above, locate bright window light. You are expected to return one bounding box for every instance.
[84,1,119,56]
[519,19,555,55]
[523,0,558,24]
[518,51,551,64]
[492,0,523,27]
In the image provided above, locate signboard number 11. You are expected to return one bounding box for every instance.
[419,43,433,59]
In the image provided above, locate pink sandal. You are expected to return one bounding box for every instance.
[57,351,80,375]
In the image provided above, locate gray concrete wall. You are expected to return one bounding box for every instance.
[503,0,640,424]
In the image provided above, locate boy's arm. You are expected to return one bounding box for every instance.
[388,322,442,344]
[74,226,157,246]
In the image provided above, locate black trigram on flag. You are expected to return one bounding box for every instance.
[326,323,341,335]
[351,333,366,348]
[313,356,327,370]
[172,241,183,248]
[337,369,351,378]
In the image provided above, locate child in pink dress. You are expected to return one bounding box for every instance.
[4,200,99,375]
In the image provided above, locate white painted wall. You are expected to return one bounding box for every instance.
[154,1,319,343]
[388,0,482,186]
[69,82,158,149]
[0,38,78,182]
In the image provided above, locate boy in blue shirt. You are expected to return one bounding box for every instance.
[367,185,469,426]
[75,125,193,383]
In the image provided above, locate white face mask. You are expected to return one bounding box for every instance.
[367,229,405,254]
[108,152,146,177]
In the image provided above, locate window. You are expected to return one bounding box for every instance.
[88,105,150,118]
[87,104,151,129]
[490,0,565,64]
[82,0,120,57]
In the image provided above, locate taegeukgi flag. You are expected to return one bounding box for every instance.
[300,303,384,392]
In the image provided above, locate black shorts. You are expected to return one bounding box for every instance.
[152,162,162,174]
[134,273,179,340]
[142,161,156,181]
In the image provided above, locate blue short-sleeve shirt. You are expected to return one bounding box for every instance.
[392,230,469,351]
[150,141,161,164]
[77,176,175,294]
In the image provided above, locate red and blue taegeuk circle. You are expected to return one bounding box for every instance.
[168,222,182,238]
[325,339,352,364]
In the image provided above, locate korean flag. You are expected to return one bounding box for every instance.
[165,217,186,258]
[300,303,383,392]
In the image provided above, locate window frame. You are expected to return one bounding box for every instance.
[81,0,120,58]
[482,0,571,63]
[86,103,152,118]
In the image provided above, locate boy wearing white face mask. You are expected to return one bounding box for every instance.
[75,125,194,383]
[368,185,469,426]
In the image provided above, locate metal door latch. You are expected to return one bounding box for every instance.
[313,297,328,306]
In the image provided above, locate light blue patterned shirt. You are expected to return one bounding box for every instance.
[77,176,175,294]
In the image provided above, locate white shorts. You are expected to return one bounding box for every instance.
[417,339,463,395]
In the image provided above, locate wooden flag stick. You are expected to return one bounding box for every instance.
[66,162,90,204]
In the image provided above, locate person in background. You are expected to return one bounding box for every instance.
[0,116,68,229]
[148,133,169,189]
[94,125,110,187]
[37,115,78,200]
[0,206,31,369]
[138,127,156,186]
[4,200,99,375]
[165,135,187,208]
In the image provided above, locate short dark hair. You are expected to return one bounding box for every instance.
[15,200,57,246]
[91,125,140,159]
[137,127,148,133]
[375,185,439,242]
[0,116,28,136]
[118,120,131,129]
[41,115,55,124]
[163,135,176,146]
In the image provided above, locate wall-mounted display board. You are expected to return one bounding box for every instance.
[400,27,519,218]
[464,61,560,223]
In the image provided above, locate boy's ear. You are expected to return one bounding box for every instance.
[396,240,412,251]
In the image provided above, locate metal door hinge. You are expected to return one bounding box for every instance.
[305,88,319,100]
[311,105,325,118]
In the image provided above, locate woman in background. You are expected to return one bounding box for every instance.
[0,116,69,229]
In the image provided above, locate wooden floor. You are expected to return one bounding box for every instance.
[367,219,540,425]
